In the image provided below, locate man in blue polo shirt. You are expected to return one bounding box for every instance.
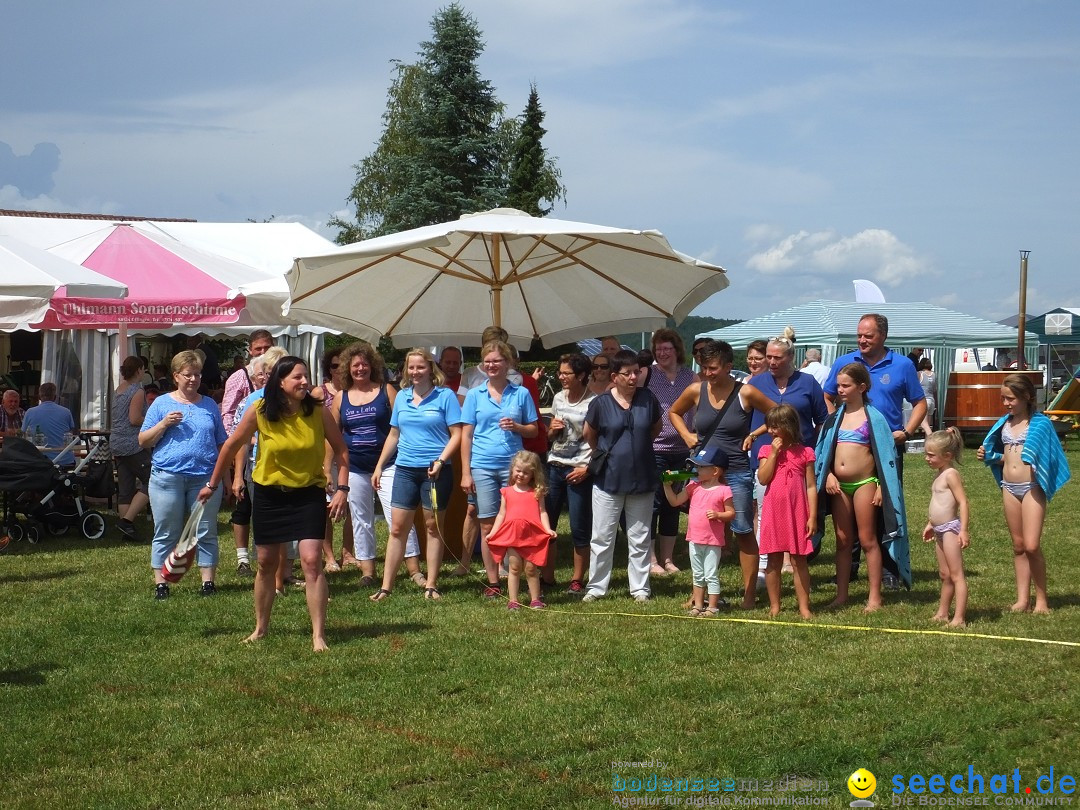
[823,313,926,468]
[823,313,925,588]
[22,382,77,466]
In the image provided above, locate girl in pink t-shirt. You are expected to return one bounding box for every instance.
[663,446,734,616]
[757,404,817,619]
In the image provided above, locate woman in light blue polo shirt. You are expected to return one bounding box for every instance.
[138,350,227,600]
[460,340,539,598]
[371,348,463,601]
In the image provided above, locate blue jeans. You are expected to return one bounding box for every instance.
[149,469,222,569]
[390,463,453,512]
[726,468,754,536]
[545,463,593,548]
[472,466,510,519]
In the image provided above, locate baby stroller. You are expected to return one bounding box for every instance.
[0,434,109,547]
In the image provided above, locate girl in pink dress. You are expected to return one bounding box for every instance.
[757,404,817,618]
[486,451,558,610]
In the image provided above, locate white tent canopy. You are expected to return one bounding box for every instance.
[698,300,1041,419]
[697,301,1038,357]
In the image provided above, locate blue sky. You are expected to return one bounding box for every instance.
[2,1,1077,324]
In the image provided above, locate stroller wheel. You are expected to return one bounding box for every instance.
[25,525,40,544]
[46,519,69,537]
[81,511,106,541]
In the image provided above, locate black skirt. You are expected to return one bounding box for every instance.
[251,482,326,545]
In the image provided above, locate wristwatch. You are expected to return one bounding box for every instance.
[337,485,351,493]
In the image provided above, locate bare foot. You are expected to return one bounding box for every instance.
[740,599,756,610]
[449,565,471,577]
[243,630,267,644]
[768,607,780,617]
[948,619,967,628]
[930,613,949,623]
[650,564,666,577]
[863,601,882,614]
[1033,605,1052,615]
[1009,601,1031,613]
[799,609,813,620]
[826,598,847,609]
[312,636,329,652]
[663,562,680,574]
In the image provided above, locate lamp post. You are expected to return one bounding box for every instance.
[1017,250,1030,367]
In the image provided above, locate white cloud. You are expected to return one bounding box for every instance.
[745,227,928,287]
[472,0,736,73]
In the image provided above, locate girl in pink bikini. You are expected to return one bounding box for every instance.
[922,428,969,626]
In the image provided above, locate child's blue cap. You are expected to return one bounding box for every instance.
[689,446,729,469]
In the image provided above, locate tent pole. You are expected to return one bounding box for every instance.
[1017,250,1030,365]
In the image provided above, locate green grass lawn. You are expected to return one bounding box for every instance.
[2,450,1079,809]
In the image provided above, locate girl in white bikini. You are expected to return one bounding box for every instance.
[922,428,969,627]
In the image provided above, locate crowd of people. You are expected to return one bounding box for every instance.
[32,312,1064,651]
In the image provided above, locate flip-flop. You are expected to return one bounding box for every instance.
[369,588,391,602]
[424,587,442,600]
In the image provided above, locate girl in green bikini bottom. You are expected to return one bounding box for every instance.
[821,363,886,612]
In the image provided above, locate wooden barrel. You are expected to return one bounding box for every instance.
[944,371,1044,429]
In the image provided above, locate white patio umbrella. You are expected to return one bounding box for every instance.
[286,208,728,348]
[0,235,127,325]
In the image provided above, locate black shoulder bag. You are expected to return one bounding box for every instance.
[689,380,742,456]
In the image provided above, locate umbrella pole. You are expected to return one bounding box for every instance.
[491,234,502,328]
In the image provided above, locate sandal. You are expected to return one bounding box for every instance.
[369,588,391,602]
[424,587,442,600]
[410,571,427,588]
[687,607,705,617]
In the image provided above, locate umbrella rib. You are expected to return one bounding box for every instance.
[294,252,404,302]
[575,259,674,317]
[497,235,675,316]
[382,268,448,339]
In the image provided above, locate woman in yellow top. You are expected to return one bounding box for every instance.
[201,356,349,652]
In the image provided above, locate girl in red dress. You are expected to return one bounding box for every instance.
[486,451,558,610]
[757,404,817,619]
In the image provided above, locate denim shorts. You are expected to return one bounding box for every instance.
[391,463,453,512]
[726,468,754,535]
[472,466,510,519]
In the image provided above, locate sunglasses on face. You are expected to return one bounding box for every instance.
[592,363,609,370]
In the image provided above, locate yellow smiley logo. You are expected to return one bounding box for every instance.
[847,768,877,799]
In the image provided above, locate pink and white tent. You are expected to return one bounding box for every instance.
[38,221,288,328]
